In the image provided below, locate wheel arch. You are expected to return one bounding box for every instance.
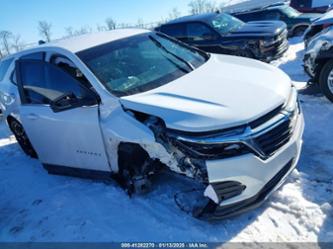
[290,23,310,35]
[314,50,333,82]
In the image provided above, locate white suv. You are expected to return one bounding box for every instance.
[0,29,304,220]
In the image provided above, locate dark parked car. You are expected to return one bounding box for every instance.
[304,25,333,102]
[231,3,321,36]
[290,0,332,13]
[155,12,289,62]
[304,10,333,47]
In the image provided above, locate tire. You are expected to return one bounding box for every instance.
[319,59,333,103]
[292,26,307,37]
[8,118,38,158]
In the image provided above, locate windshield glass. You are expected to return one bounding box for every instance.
[283,6,301,18]
[77,32,208,97]
[211,13,244,34]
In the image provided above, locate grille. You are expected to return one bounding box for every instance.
[249,105,283,129]
[254,117,293,157]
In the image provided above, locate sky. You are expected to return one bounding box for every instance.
[0,0,204,44]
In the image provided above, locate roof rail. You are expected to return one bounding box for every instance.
[222,0,290,14]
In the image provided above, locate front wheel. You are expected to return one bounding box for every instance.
[319,59,333,103]
[9,118,38,158]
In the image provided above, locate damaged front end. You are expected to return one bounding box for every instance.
[122,110,251,219]
[118,86,302,220]
[304,26,333,81]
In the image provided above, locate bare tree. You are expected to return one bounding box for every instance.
[0,49,4,59]
[38,21,52,42]
[105,18,117,30]
[11,34,24,52]
[168,7,181,20]
[118,23,130,29]
[74,26,92,35]
[0,31,13,55]
[65,26,92,37]
[136,18,145,28]
[65,26,75,37]
[96,24,107,32]
[188,0,217,14]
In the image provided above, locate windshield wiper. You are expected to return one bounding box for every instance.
[149,35,195,72]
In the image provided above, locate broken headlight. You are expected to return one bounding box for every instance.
[260,38,276,47]
[167,126,251,160]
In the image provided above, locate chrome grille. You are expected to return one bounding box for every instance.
[169,89,299,160]
[253,117,293,156]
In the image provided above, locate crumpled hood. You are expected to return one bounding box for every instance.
[120,54,291,132]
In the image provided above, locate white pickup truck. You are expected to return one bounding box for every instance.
[0,29,304,220]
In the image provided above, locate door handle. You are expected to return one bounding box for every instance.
[27,113,39,120]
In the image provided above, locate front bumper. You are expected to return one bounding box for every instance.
[258,36,289,62]
[200,112,304,220]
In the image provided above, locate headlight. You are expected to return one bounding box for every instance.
[260,38,276,47]
[284,86,298,113]
[173,140,250,160]
[167,126,251,160]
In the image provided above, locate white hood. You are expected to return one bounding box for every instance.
[120,54,291,132]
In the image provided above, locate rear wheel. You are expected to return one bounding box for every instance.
[319,59,333,103]
[8,118,38,158]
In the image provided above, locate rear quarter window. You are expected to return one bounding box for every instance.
[0,58,14,81]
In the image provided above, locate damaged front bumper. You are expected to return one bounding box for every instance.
[167,88,304,220]
[198,110,304,221]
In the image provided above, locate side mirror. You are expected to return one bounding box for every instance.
[50,89,99,113]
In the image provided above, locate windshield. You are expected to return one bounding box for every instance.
[282,6,301,18]
[77,32,208,97]
[211,13,244,34]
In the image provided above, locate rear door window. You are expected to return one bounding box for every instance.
[11,52,45,85]
[0,58,14,81]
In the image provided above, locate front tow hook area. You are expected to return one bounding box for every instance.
[173,181,246,220]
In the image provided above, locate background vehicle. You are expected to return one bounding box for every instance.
[304,10,333,46]
[304,25,333,102]
[231,3,322,36]
[156,12,289,62]
[0,30,304,220]
[290,0,332,13]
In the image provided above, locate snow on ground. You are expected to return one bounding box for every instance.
[0,38,333,243]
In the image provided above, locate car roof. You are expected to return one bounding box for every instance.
[162,12,218,25]
[234,3,287,14]
[6,29,150,59]
[46,29,149,53]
